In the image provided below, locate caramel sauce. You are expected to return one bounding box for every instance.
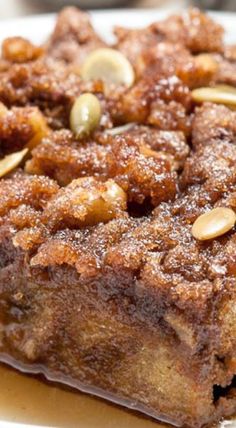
[0,363,164,428]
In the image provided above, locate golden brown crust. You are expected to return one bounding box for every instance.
[46,7,106,65]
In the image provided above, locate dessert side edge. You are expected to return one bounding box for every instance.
[0,6,235,428]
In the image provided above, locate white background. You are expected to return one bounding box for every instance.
[0,0,187,20]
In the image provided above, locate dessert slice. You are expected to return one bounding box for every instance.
[0,6,235,428]
[0,167,235,428]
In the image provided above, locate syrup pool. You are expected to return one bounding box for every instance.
[0,363,164,428]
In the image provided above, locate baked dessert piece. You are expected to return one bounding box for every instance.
[0,7,235,428]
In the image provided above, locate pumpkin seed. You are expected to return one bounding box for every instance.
[192,207,236,241]
[81,48,135,87]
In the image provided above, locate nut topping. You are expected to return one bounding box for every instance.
[70,93,101,138]
[192,207,236,241]
[106,123,136,136]
[81,48,135,87]
[0,148,28,178]
[192,85,236,107]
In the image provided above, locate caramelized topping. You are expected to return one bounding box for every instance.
[26,109,50,150]
[194,54,218,75]
[140,146,176,170]
[0,102,8,118]
[2,36,43,63]
[44,177,127,228]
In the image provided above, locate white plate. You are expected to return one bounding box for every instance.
[0,8,235,428]
[0,9,235,45]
